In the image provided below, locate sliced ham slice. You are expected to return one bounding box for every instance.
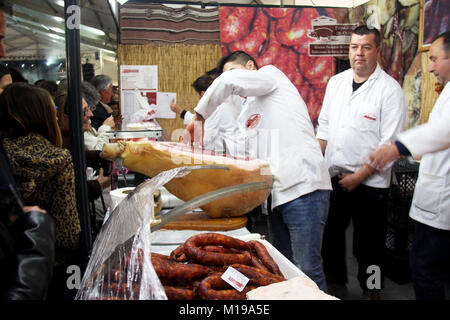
[102,141,273,218]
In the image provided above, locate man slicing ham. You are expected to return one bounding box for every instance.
[181,50,332,292]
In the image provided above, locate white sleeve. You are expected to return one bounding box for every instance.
[195,68,276,119]
[183,111,195,125]
[84,125,111,151]
[316,79,333,141]
[398,99,450,158]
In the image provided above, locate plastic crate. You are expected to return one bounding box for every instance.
[390,158,419,199]
[384,159,418,284]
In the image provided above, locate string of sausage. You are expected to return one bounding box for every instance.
[183,233,253,266]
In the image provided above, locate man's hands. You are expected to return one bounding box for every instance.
[103,115,115,128]
[367,142,400,171]
[180,113,205,149]
[170,99,182,114]
[338,164,375,192]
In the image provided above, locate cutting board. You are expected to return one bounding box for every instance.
[157,211,248,231]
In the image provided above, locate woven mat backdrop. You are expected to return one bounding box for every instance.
[117,44,222,140]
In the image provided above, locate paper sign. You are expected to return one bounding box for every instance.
[155,92,177,119]
[221,266,249,292]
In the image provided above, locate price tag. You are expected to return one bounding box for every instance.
[221,266,249,292]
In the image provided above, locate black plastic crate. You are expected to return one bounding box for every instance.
[390,158,419,199]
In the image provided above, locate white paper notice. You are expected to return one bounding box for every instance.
[120,65,158,90]
[120,65,158,128]
[156,92,177,119]
[221,266,249,292]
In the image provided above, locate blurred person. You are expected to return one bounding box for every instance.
[0,3,55,300]
[171,70,246,156]
[1,112,55,300]
[368,31,450,300]
[81,81,115,151]
[36,79,59,100]
[9,67,28,83]
[90,74,114,130]
[0,83,81,300]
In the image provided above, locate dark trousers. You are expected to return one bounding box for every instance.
[321,177,389,291]
[410,220,450,300]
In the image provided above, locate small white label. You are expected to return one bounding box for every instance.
[221,266,249,292]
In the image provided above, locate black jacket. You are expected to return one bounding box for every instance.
[0,144,55,300]
[90,102,111,131]
[2,210,55,300]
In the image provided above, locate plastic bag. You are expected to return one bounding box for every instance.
[75,166,192,300]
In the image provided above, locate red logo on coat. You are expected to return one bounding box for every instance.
[246,114,262,130]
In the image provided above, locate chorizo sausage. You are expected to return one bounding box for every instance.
[248,240,283,276]
[163,286,196,300]
[230,264,285,286]
[202,245,243,254]
[184,233,252,265]
[250,254,270,273]
[197,275,255,300]
[170,243,188,262]
[151,254,210,281]
[185,233,252,251]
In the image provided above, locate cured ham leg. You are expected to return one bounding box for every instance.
[101,141,273,218]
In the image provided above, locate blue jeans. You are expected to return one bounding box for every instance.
[267,190,330,292]
[410,221,450,300]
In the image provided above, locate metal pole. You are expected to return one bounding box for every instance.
[64,0,92,271]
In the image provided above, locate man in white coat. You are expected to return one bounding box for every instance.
[369,31,450,300]
[182,51,332,292]
[316,25,406,299]
[171,72,247,157]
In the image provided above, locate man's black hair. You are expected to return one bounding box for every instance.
[217,51,259,72]
[352,25,381,47]
[192,74,214,93]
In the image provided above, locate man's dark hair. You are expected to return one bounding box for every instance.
[36,80,59,98]
[192,74,214,94]
[433,31,450,55]
[217,51,259,72]
[206,67,221,80]
[352,25,381,47]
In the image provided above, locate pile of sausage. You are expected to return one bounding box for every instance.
[101,233,286,300]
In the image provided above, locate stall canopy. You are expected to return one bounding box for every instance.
[2,0,370,61]
[3,0,119,61]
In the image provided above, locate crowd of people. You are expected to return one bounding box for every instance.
[0,0,448,301]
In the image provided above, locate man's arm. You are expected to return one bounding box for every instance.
[194,68,276,120]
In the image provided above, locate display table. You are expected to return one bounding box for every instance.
[151,228,306,280]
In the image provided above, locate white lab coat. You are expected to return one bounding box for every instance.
[183,96,247,156]
[195,65,332,209]
[317,64,406,188]
[398,83,450,230]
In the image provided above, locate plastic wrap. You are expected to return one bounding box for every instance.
[76,166,194,300]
